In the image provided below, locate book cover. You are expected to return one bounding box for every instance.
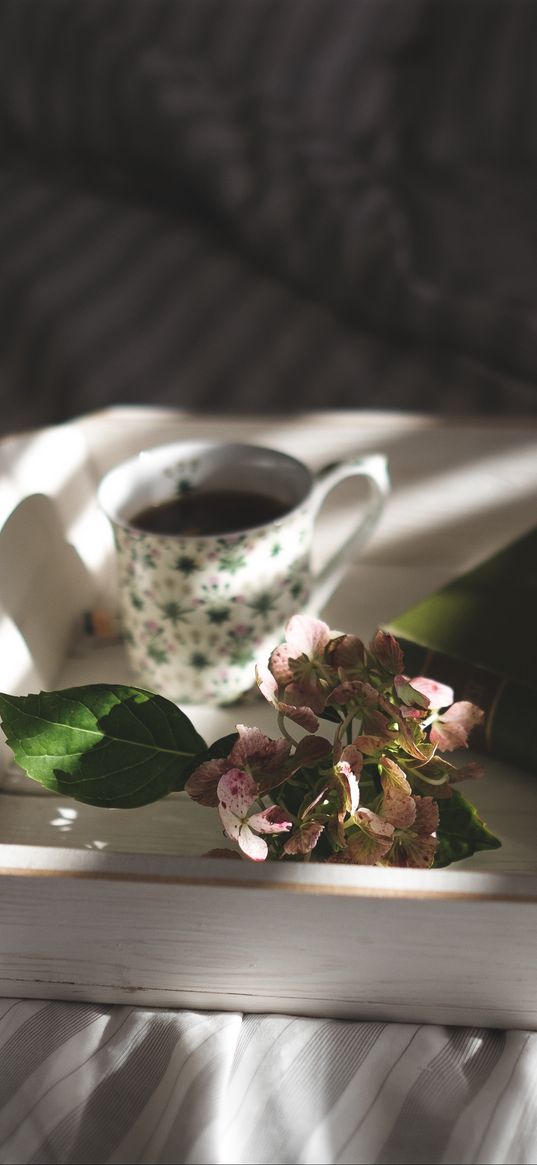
[385,524,537,773]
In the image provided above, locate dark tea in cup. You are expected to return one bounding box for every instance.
[130,489,290,537]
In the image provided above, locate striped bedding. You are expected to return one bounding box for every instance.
[1,0,537,434]
[0,1001,535,1165]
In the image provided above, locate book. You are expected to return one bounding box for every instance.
[385,524,537,773]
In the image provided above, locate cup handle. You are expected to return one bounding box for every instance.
[308,453,390,614]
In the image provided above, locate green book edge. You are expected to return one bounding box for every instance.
[386,524,537,690]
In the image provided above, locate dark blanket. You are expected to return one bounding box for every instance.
[1,0,537,432]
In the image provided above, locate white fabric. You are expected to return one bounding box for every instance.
[0,1000,535,1164]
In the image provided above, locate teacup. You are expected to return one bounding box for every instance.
[98,441,389,704]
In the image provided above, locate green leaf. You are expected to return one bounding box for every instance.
[434,788,501,867]
[0,685,206,808]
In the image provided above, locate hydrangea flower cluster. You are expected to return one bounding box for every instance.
[185,615,486,868]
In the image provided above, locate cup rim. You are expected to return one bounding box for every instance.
[98,439,314,539]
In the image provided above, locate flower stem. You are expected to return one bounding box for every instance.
[277,712,299,746]
[335,705,360,748]
[410,770,449,787]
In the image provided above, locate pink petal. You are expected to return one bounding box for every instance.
[329,681,359,705]
[283,822,324,855]
[380,754,412,795]
[279,699,319,732]
[329,679,379,706]
[413,795,440,837]
[339,832,394,865]
[430,719,470,751]
[356,807,395,839]
[392,834,437,869]
[339,744,363,777]
[255,662,278,704]
[218,803,243,841]
[292,735,332,768]
[441,700,484,729]
[430,700,484,751]
[399,706,424,720]
[248,806,293,834]
[284,679,325,714]
[237,825,269,861]
[230,725,291,773]
[370,629,405,675]
[284,614,331,658]
[361,709,395,739]
[381,788,417,828]
[411,675,454,709]
[184,757,230,807]
[268,644,295,685]
[334,760,360,814]
[217,768,257,817]
[327,634,366,672]
[352,734,385,756]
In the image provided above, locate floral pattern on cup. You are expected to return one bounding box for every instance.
[114,508,311,704]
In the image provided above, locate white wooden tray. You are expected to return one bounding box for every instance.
[0,406,536,1029]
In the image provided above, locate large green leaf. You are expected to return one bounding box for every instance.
[434,788,501,867]
[0,685,206,808]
